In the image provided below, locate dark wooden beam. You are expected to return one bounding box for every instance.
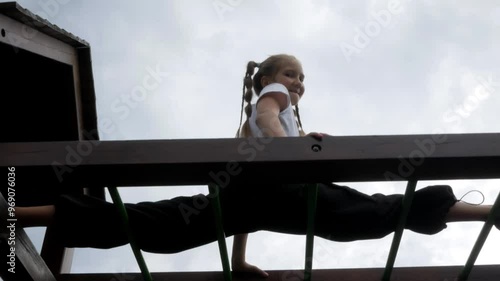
[38,39,101,278]
[40,226,74,275]
[0,193,56,281]
[1,133,500,187]
[76,47,99,141]
[56,264,500,281]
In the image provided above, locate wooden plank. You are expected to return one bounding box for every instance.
[35,23,86,278]
[40,225,74,274]
[1,133,500,186]
[71,46,84,141]
[1,233,35,281]
[77,47,100,141]
[0,13,77,65]
[0,192,56,281]
[56,265,500,281]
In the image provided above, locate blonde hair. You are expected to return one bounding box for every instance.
[236,54,306,138]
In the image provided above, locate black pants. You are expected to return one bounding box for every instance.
[53,183,457,254]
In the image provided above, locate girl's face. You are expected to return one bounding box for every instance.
[262,59,305,106]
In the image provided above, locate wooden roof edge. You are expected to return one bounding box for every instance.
[0,1,90,48]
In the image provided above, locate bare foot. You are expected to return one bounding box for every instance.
[232,261,269,278]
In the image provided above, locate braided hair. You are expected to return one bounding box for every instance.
[236,54,306,137]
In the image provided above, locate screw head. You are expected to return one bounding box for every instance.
[312,144,322,152]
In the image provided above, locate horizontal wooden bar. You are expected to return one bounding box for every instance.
[56,265,500,281]
[1,133,500,186]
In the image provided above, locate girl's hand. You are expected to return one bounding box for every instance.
[307,132,330,141]
[232,260,269,278]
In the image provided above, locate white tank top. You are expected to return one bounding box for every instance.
[248,83,300,137]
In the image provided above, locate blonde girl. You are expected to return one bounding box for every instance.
[231,53,499,276]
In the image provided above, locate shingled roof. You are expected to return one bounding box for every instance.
[0,1,89,47]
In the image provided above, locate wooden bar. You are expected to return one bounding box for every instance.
[2,134,499,280]
[0,13,77,65]
[1,229,56,281]
[1,133,500,186]
[56,265,500,281]
[0,192,56,281]
[40,227,74,274]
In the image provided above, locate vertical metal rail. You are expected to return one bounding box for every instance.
[305,184,319,281]
[108,186,153,281]
[458,191,500,281]
[209,183,232,281]
[382,180,418,281]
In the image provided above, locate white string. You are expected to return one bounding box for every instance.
[458,190,485,206]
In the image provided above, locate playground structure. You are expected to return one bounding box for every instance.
[1,2,500,280]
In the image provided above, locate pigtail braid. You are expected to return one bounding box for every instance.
[236,61,259,137]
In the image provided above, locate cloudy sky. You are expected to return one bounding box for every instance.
[5,0,500,276]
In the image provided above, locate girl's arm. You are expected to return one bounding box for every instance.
[231,92,286,277]
[255,93,288,137]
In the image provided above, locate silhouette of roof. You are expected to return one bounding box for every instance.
[0,1,89,47]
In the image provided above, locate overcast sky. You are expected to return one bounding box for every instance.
[5,0,500,276]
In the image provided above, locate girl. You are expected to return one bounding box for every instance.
[11,54,500,278]
[231,53,500,276]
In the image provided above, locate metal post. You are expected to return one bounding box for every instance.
[458,191,500,281]
[209,183,232,281]
[108,186,153,281]
[382,180,418,281]
[305,184,319,281]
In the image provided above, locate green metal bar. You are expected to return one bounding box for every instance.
[208,183,232,281]
[305,184,319,281]
[382,180,418,281]
[108,186,153,281]
[458,191,500,281]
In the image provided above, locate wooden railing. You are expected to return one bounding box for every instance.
[1,133,500,281]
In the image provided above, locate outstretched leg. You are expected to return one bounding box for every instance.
[312,184,500,241]
[446,202,491,222]
[15,193,230,253]
[9,186,500,241]
[16,205,55,227]
[446,201,499,230]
